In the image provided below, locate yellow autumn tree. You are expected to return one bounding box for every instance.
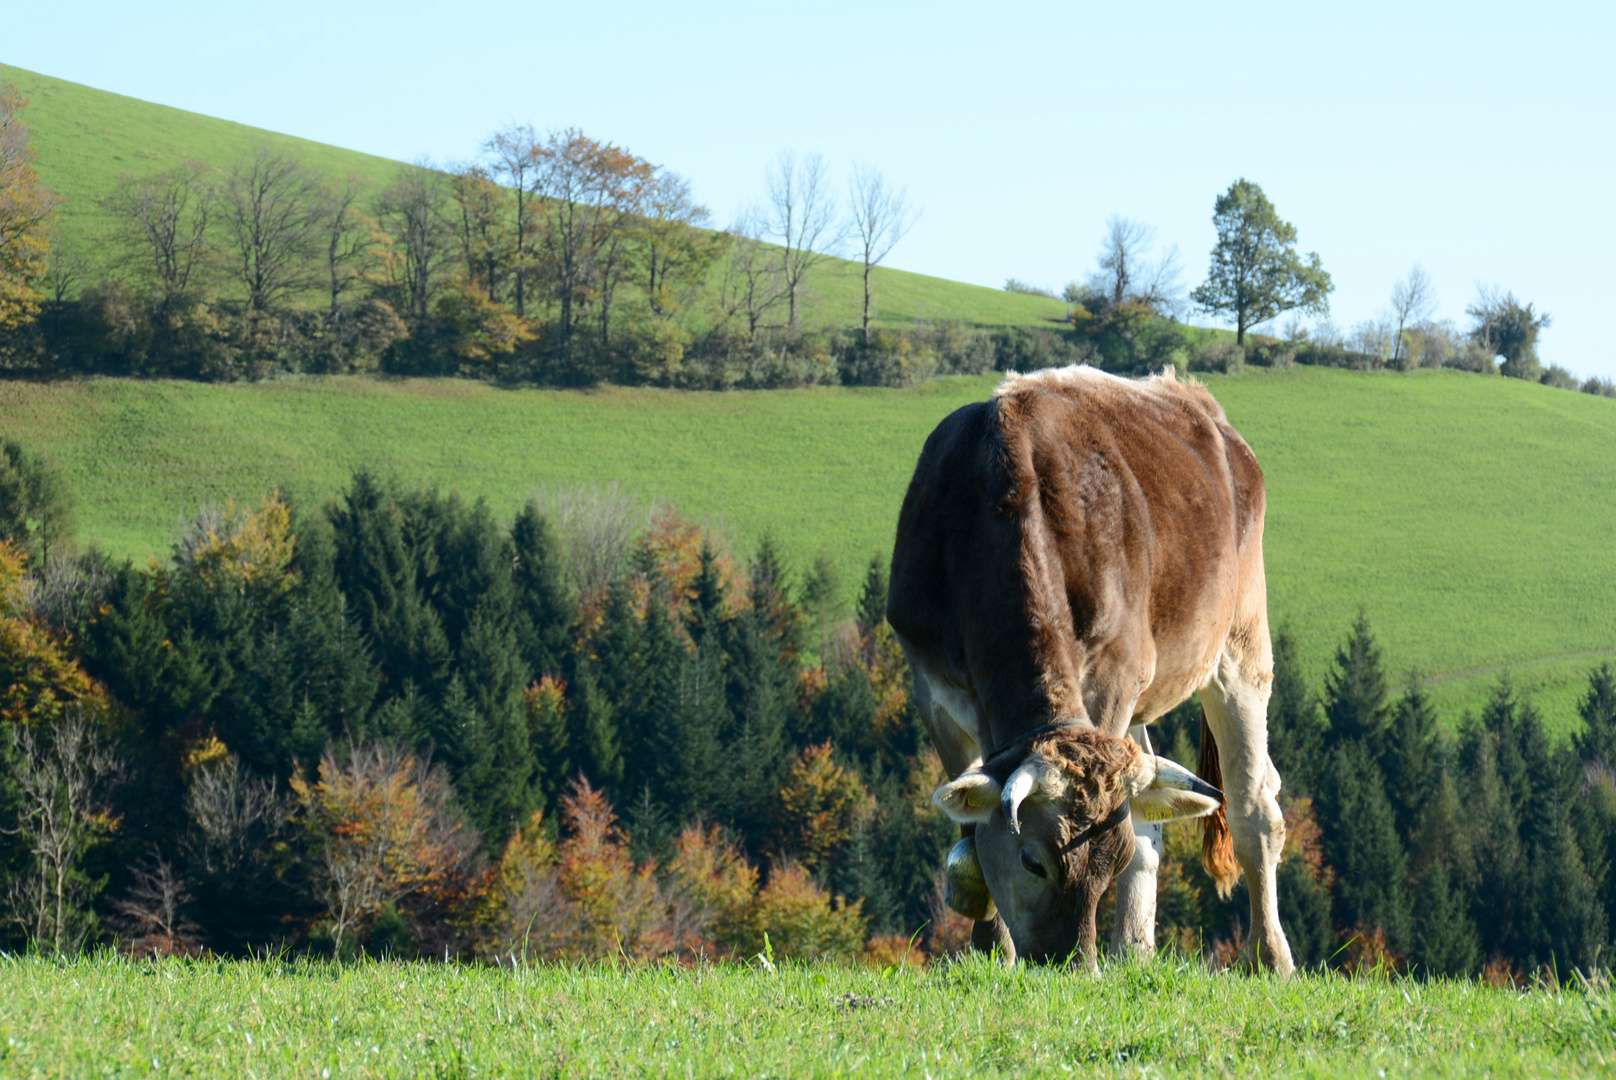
[0,84,58,331]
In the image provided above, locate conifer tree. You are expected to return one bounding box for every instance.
[722,600,792,833]
[326,471,453,698]
[1529,803,1607,972]
[1457,721,1528,963]
[855,555,888,638]
[1322,611,1388,748]
[509,500,574,677]
[567,656,622,787]
[751,534,804,665]
[1382,682,1440,843]
[1409,855,1481,976]
[456,602,538,842]
[1266,625,1325,796]
[657,640,729,822]
[1317,739,1412,954]
[1574,664,1616,770]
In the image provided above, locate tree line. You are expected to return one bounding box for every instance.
[2,443,1615,976]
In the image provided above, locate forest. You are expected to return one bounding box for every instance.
[2,452,1615,980]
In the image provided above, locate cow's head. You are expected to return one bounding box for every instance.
[933,729,1222,964]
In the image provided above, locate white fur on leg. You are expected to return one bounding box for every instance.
[1111,724,1163,958]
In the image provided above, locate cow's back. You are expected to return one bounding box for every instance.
[888,367,1266,755]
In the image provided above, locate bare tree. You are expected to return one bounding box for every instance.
[107,851,204,958]
[3,709,121,953]
[218,145,327,312]
[1087,215,1183,315]
[848,163,918,341]
[105,162,213,298]
[717,209,787,337]
[374,162,451,326]
[485,124,543,318]
[320,172,376,315]
[1388,265,1436,369]
[1094,216,1154,306]
[529,484,644,603]
[182,754,290,878]
[763,152,842,334]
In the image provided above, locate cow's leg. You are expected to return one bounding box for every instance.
[1200,643,1295,977]
[1110,723,1163,960]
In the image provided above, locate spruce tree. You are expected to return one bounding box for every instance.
[326,471,452,698]
[1317,739,1413,954]
[855,554,888,638]
[510,500,574,677]
[656,639,729,823]
[1529,803,1607,972]
[722,600,793,835]
[1457,720,1528,964]
[1267,625,1325,796]
[1322,611,1388,748]
[566,656,622,787]
[1574,664,1616,769]
[456,601,538,843]
[1382,682,1440,843]
[1409,856,1481,976]
[751,534,804,665]
[1275,855,1335,970]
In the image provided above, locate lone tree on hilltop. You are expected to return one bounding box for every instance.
[1467,286,1550,381]
[1190,179,1332,345]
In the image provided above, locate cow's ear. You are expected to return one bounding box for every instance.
[933,768,1002,823]
[1126,755,1223,823]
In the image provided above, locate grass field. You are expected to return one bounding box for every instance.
[2,365,1614,730]
[0,952,1610,1078]
[0,63,1069,333]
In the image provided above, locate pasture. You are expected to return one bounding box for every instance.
[0,63,1069,333]
[2,366,1614,727]
[1,952,1611,1077]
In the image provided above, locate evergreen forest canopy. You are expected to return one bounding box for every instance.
[1,464,1615,980]
[1,68,1611,396]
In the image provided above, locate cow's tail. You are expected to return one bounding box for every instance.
[1198,708,1242,899]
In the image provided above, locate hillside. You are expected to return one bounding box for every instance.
[2,366,1613,728]
[0,63,1068,332]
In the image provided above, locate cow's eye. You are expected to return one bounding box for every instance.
[1020,849,1048,878]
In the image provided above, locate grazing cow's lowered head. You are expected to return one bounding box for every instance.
[933,728,1222,965]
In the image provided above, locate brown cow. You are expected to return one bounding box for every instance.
[888,365,1293,973]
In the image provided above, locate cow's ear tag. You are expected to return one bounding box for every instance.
[933,769,1001,823]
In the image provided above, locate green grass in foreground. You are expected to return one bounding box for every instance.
[0,63,1068,332]
[0,953,1610,1078]
[3,366,1615,727]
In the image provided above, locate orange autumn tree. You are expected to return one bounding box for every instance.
[292,742,479,956]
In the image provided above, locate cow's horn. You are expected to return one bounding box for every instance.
[1149,757,1224,803]
[1001,762,1037,835]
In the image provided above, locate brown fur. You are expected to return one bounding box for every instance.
[1197,708,1240,897]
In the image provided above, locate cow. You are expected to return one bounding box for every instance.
[887,365,1294,973]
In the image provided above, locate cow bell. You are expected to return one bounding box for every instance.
[944,836,997,922]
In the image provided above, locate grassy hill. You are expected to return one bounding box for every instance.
[2,366,1613,730]
[0,63,1069,332]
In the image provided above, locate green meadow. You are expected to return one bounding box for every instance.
[0,63,1069,332]
[0,952,1610,1078]
[2,366,1613,728]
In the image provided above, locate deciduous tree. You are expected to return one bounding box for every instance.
[848,164,917,341]
[0,83,58,330]
[763,152,841,335]
[219,146,327,313]
[1190,179,1332,344]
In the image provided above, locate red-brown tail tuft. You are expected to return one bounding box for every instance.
[1198,708,1242,899]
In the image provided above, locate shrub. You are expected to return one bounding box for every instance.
[747,860,866,962]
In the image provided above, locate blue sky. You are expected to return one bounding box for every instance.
[7,1,1614,376]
